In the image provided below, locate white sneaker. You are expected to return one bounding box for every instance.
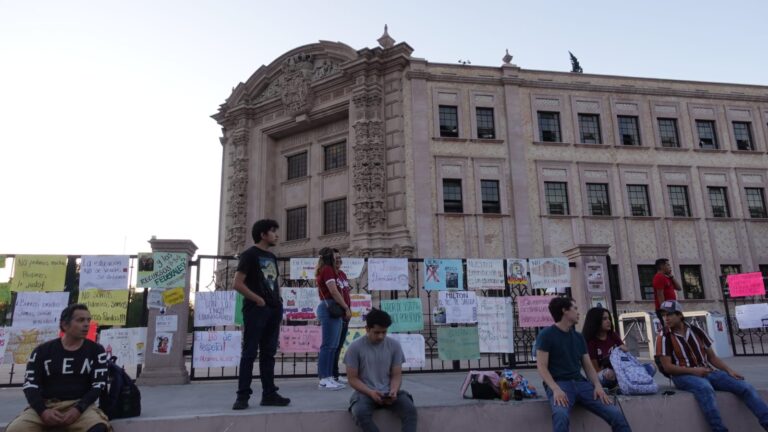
[318,377,345,391]
[334,376,348,384]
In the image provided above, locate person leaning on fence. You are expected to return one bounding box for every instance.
[535,297,632,432]
[655,300,768,431]
[316,247,352,391]
[344,308,417,432]
[6,304,111,432]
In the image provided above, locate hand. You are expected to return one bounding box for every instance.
[384,389,398,405]
[60,407,81,426]
[254,296,266,307]
[727,369,744,380]
[40,409,64,426]
[369,390,384,405]
[594,387,612,405]
[619,345,630,353]
[551,388,569,407]
[345,308,352,320]
[691,367,711,377]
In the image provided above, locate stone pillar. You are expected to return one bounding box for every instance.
[563,244,612,316]
[136,239,197,386]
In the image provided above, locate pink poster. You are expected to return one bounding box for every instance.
[279,325,322,353]
[727,272,766,298]
[518,296,555,328]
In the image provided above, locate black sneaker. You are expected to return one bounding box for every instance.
[232,399,249,410]
[260,392,291,406]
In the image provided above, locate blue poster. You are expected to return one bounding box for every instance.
[423,259,463,291]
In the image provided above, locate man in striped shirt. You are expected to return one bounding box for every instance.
[656,300,768,431]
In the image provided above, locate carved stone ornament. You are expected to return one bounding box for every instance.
[224,129,250,254]
[252,53,342,113]
[352,119,386,230]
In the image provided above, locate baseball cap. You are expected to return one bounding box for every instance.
[659,300,683,314]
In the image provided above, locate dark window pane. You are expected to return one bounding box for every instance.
[638,265,657,300]
[481,179,501,214]
[746,188,767,218]
[627,185,651,216]
[324,142,346,171]
[707,187,730,218]
[545,182,569,215]
[323,198,347,235]
[476,107,495,139]
[733,122,754,151]
[287,152,308,180]
[696,120,718,149]
[443,179,463,213]
[668,185,691,217]
[538,111,561,142]
[760,265,768,278]
[658,118,679,148]
[680,265,705,299]
[586,183,611,216]
[618,116,641,146]
[720,265,741,277]
[578,114,602,144]
[439,105,459,137]
[286,207,307,241]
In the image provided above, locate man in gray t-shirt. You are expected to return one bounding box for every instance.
[343,309,417,432]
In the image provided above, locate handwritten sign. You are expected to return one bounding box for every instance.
[478,297,515,353]
[423,259,463,291]
[368,258,409,291]
[438,326,480,361]
[727,272,766,298]
[289,258,317,280]
[282,288,320,320]
[438,291,477,324]
[192,331,241,367]
[506,259,529,286]
[388,333,426,368]
[78,289,129,326]
[529,257,570,293]
[137,252,187,289]
[162,287,185,307]
[0,282,10,307]
[79,255,129,290]
[518,296,555,328]
[11,255,67,292]
[99,327,147,365]
[147,289,164,310]
[586,261,605,293]
[349,294,372,328]
[380,298,423,333]
[12,292,70,329]
[467,259,505,290]
[735,303,768,329]
[341,258,365,279]
[194,291,236,326]
[3,327,60,364]
[279,325,322,353]
[156,315,178,332]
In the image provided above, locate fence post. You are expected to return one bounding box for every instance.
[563,245,614,318]
[136,239,197,386]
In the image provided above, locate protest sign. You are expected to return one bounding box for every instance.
[137,252,187,289]
[78,289,129,325]
[289,258,317,280]
[728,273,766,298]
[506,259,529,287]
[12,292,70,329]
[279,325,322,353]
[423,259,463,291]
[529,257,570,293]
[735,303,768,329]
[156,315,178,332]
[10,255,67,292]
[99,328,147,365]
[437,326,480,361]
[380,298,423,332]
[518,296,555,328]
[389,333,426,368]
[3,327,60,364]
[194,291,236,326]
[282,288,320,320]
[79,255,129,290]
[340,258,365,279]
[438,291,477,324]
[368,258,409,290]
[193,331,241,368]
[467,259,505,290]
[349,293,372,328]
[478,296,515,353]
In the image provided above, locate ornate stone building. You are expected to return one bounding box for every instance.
[213,29,768,310]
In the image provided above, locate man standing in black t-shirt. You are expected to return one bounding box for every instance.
[232,219,291,410]
[6,303,111,432]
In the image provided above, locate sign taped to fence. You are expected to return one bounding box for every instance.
[153,332,173,355]
[340,258,365,279]
[529,257,570,293]
[380,298,423,332]
[283,288,320,320]
[78,289,129,326]
[585,261,605,293]
[467,259,505,290]
[727,272,766,298]
[162,287,185,307]
[423,259,463,291]
[98,327,147,365]
[388,333,426,368]
[289,258,317,280]
[193,331,242,368]
[368,258,409,291]
[79,255,130,290]
[735,303,768,329]
[3,327,60,364]
[506,259,529,287]
[349,294,372,328]
[156,315,178,332]
[194,291,237,326]
[518,295,555,328]
[137,252,187,289]
[478,297,515,353]
[10,255,68,292]
[12,292,70,329]
[437,326,480,361]
[279,325,322,353]
[438,291,477,324]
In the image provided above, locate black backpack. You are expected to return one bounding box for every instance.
[99,357,141,419]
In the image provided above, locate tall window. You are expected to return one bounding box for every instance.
[286,207,307,241]
[627,185,651,216]
[323,198,346,235]
[707,187,730,218]
[618,116,641,146]
[657,118,680,148]
[578,114,602,144]
[586,183,611,216]
[680,265,705,299]
[745,188,768,218]
[696,120,718,149]
[760,265,768,278]
[733,122,754,151]
[720,264,741,277]
[439,105,459,137]
[287,152,308,180]
[480,180,501,214]
[638,265,657,300]
[476,107,496,139]
[544,182,569,215]
[324,142,346,171]
[668,185,691,217]
[442,179,463,213]
[538,112,561,142]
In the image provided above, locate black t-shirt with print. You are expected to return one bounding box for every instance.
[237,246,281,311]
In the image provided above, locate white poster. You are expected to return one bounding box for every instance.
[98,327,147,365]
[79,255,130,290]
[349,293,372,328]
[289,258,318,281]
[12,292,70,329]
[467,259,506,290]
[282,288,321,320]
[193,331,242,368]
[586,261,605,293]
[194,291,237,326]
[147,289,164,310]
[438,291,477,324]
[529,257,571,293]
[153,332,173,355]
[388,333,426,368]
[156,315,178,332]
[735,303,768,329]
[477,297,515,353]
[341,258,365,279]
[367,258,409,291]
[3,327,60,365]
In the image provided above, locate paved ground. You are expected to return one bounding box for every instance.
[1,356,766,426]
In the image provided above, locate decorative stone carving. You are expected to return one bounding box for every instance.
[352,112,386,230]
[252,53,342,111]
[224,129,250,255]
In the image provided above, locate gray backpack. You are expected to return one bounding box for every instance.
[609,349,658,395]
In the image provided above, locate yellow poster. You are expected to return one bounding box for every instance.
[0,282,10,307]
[11,255,68,292]
[162,287,185,307]
[78,289,129,325]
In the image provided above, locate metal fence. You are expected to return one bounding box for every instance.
[720,275,768,356]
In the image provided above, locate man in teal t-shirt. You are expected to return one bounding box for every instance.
[535,297,631,432]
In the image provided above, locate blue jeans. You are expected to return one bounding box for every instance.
[317,300,343,379]
[544,380,631,432]
[333,320,350,378]
[349,390,417,432]
[672,370,768,432]
[236,305,282,400]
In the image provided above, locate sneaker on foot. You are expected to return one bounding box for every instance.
[334,376,348,384]
[261,392,291,406]
[232,399,249,410]
[318,377,345,390]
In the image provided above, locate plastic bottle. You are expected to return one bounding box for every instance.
[500,377,510,401]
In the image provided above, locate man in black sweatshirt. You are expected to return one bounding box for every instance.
[6,303,111,432]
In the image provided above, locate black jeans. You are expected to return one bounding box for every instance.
[237,305,282,400]
[333,320,349,378]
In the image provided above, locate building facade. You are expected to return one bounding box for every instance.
[213,31,768,311]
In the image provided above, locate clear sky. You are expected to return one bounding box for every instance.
[1,0,766,257]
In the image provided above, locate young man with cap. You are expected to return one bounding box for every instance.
[656,300,768,431]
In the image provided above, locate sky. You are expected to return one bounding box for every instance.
[1,0,767,257]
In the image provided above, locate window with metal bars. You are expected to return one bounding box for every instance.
[323,198,346,234]
[439,105,459,137]
[732,122,754,151]
[618,116,641,146]
[680,265,705,299]
[286,207,307,241]
[476,107,495,139]
[442,179,463,213]
[480,180,501,214]
[324,142,346,171]
[544,182,569,215]
[657,118,680,148]
[696,120,718,149]
[578,114,602,144]
[707,187,730,218]
[627,185,651,216]
[638,265,656,300]
[668,185,691,217]
[746,188,767,218]
[538,112,561,142]
[586,183,611,215]
[287,152,308,180]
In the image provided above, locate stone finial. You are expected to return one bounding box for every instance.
[378,24,395,49]
[502,49,513,65]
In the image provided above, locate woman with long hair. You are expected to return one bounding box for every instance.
[315,247,351,390]
[582,307,655,388]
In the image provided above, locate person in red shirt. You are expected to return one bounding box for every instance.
[315,247,352,391]
[652,258,682,324]
[331,248,352,384]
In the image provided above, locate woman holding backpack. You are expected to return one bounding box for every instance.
[582,307,656,388]
[315,247,351,391]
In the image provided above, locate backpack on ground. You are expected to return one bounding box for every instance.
[610,349,658,395]
[460,370,500,399]
[99,356,141,419]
